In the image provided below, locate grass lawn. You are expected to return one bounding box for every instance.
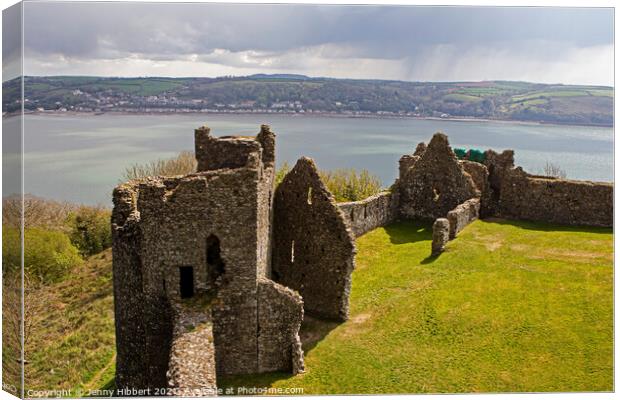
[220,219,613,394]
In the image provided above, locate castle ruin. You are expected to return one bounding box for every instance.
[112,126,612,395]
[112,125,306,394]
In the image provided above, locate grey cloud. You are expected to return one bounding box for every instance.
[19,2,613,84]
[23,3,613,60]
[3,3,22,81]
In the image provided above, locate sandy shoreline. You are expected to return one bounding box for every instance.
[4,110,613,128]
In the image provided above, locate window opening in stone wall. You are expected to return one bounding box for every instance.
[307,187,313,205]
[291,240,295,263]
[206,234,225,289]
[179,266,194,299]
[433,187,441,202]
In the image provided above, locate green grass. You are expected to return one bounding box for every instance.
[25,250,115,395]
[511,90,592,102]
[510,98,549,109]
[443,93,483,103]
[220,219,612,394]
[23,219,612,395]
[588,89,614,97]
[455,87,509,97]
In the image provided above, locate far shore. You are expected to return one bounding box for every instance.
[3,109,613,129]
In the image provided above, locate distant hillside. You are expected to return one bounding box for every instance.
[3,75,613,126]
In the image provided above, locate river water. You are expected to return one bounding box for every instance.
[4,113,613,205]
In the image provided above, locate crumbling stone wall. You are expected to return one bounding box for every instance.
[272,157,356,321]
[167,301,217,397]
[257,278,305,374]
[113,125,303,393]
[432,218,450,256]
[459,160,492,217]
[135,168,264,377]
[398,133,477,220]
[499,167,613,227]
[339,191,399,237]
[195,126,262,171]
[447,198,480,239]
[112,186,152,390]
[481,149,515,217]
[459,160,487,194]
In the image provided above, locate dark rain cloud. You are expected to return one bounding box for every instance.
[23,3,613,60]
[17,3,613,84]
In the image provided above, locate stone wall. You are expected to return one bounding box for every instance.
[257,278,305,374]
[195,126,262,171]
[135,168,264,377]
[112,125,303,392]
[431,218,449,256]
[499,168,613,227]
[482,149,515,217]
[459,160,492,218]
[398,133,477,221]
[339,191,398,237]
[167,301,217,396]
[272,157,356,322]
[447,198,480,239]
[112,185,152,390]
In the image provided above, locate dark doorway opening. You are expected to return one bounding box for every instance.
[179,266,194,298]
[206,235,225,289]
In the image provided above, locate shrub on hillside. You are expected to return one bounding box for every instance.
[67,207,113,257]
[3,225,82,284]
[123,153,383,202]
[320,168,383,202]
[543,162,567,179]
[123,151,196,181]
[275,161,291,186]
[3,195,77,230]
[275,162,383,202]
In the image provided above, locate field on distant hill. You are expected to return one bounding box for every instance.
[3,75,613,126]
[19,219,612,395]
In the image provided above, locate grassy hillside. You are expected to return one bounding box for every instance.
[24,219,613,394]
[4,76,613,126]
[24,250,115,395]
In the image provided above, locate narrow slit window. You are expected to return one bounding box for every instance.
[307,187,313,205]
[291,240,295,263]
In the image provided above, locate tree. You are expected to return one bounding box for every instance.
[67,206,112,257]
[543,162,567,179]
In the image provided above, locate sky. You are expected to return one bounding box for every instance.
[3,2,615,85]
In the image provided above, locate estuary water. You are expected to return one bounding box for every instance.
[7,113,614,205]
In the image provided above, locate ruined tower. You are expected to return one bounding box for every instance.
[112,125,304,394]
